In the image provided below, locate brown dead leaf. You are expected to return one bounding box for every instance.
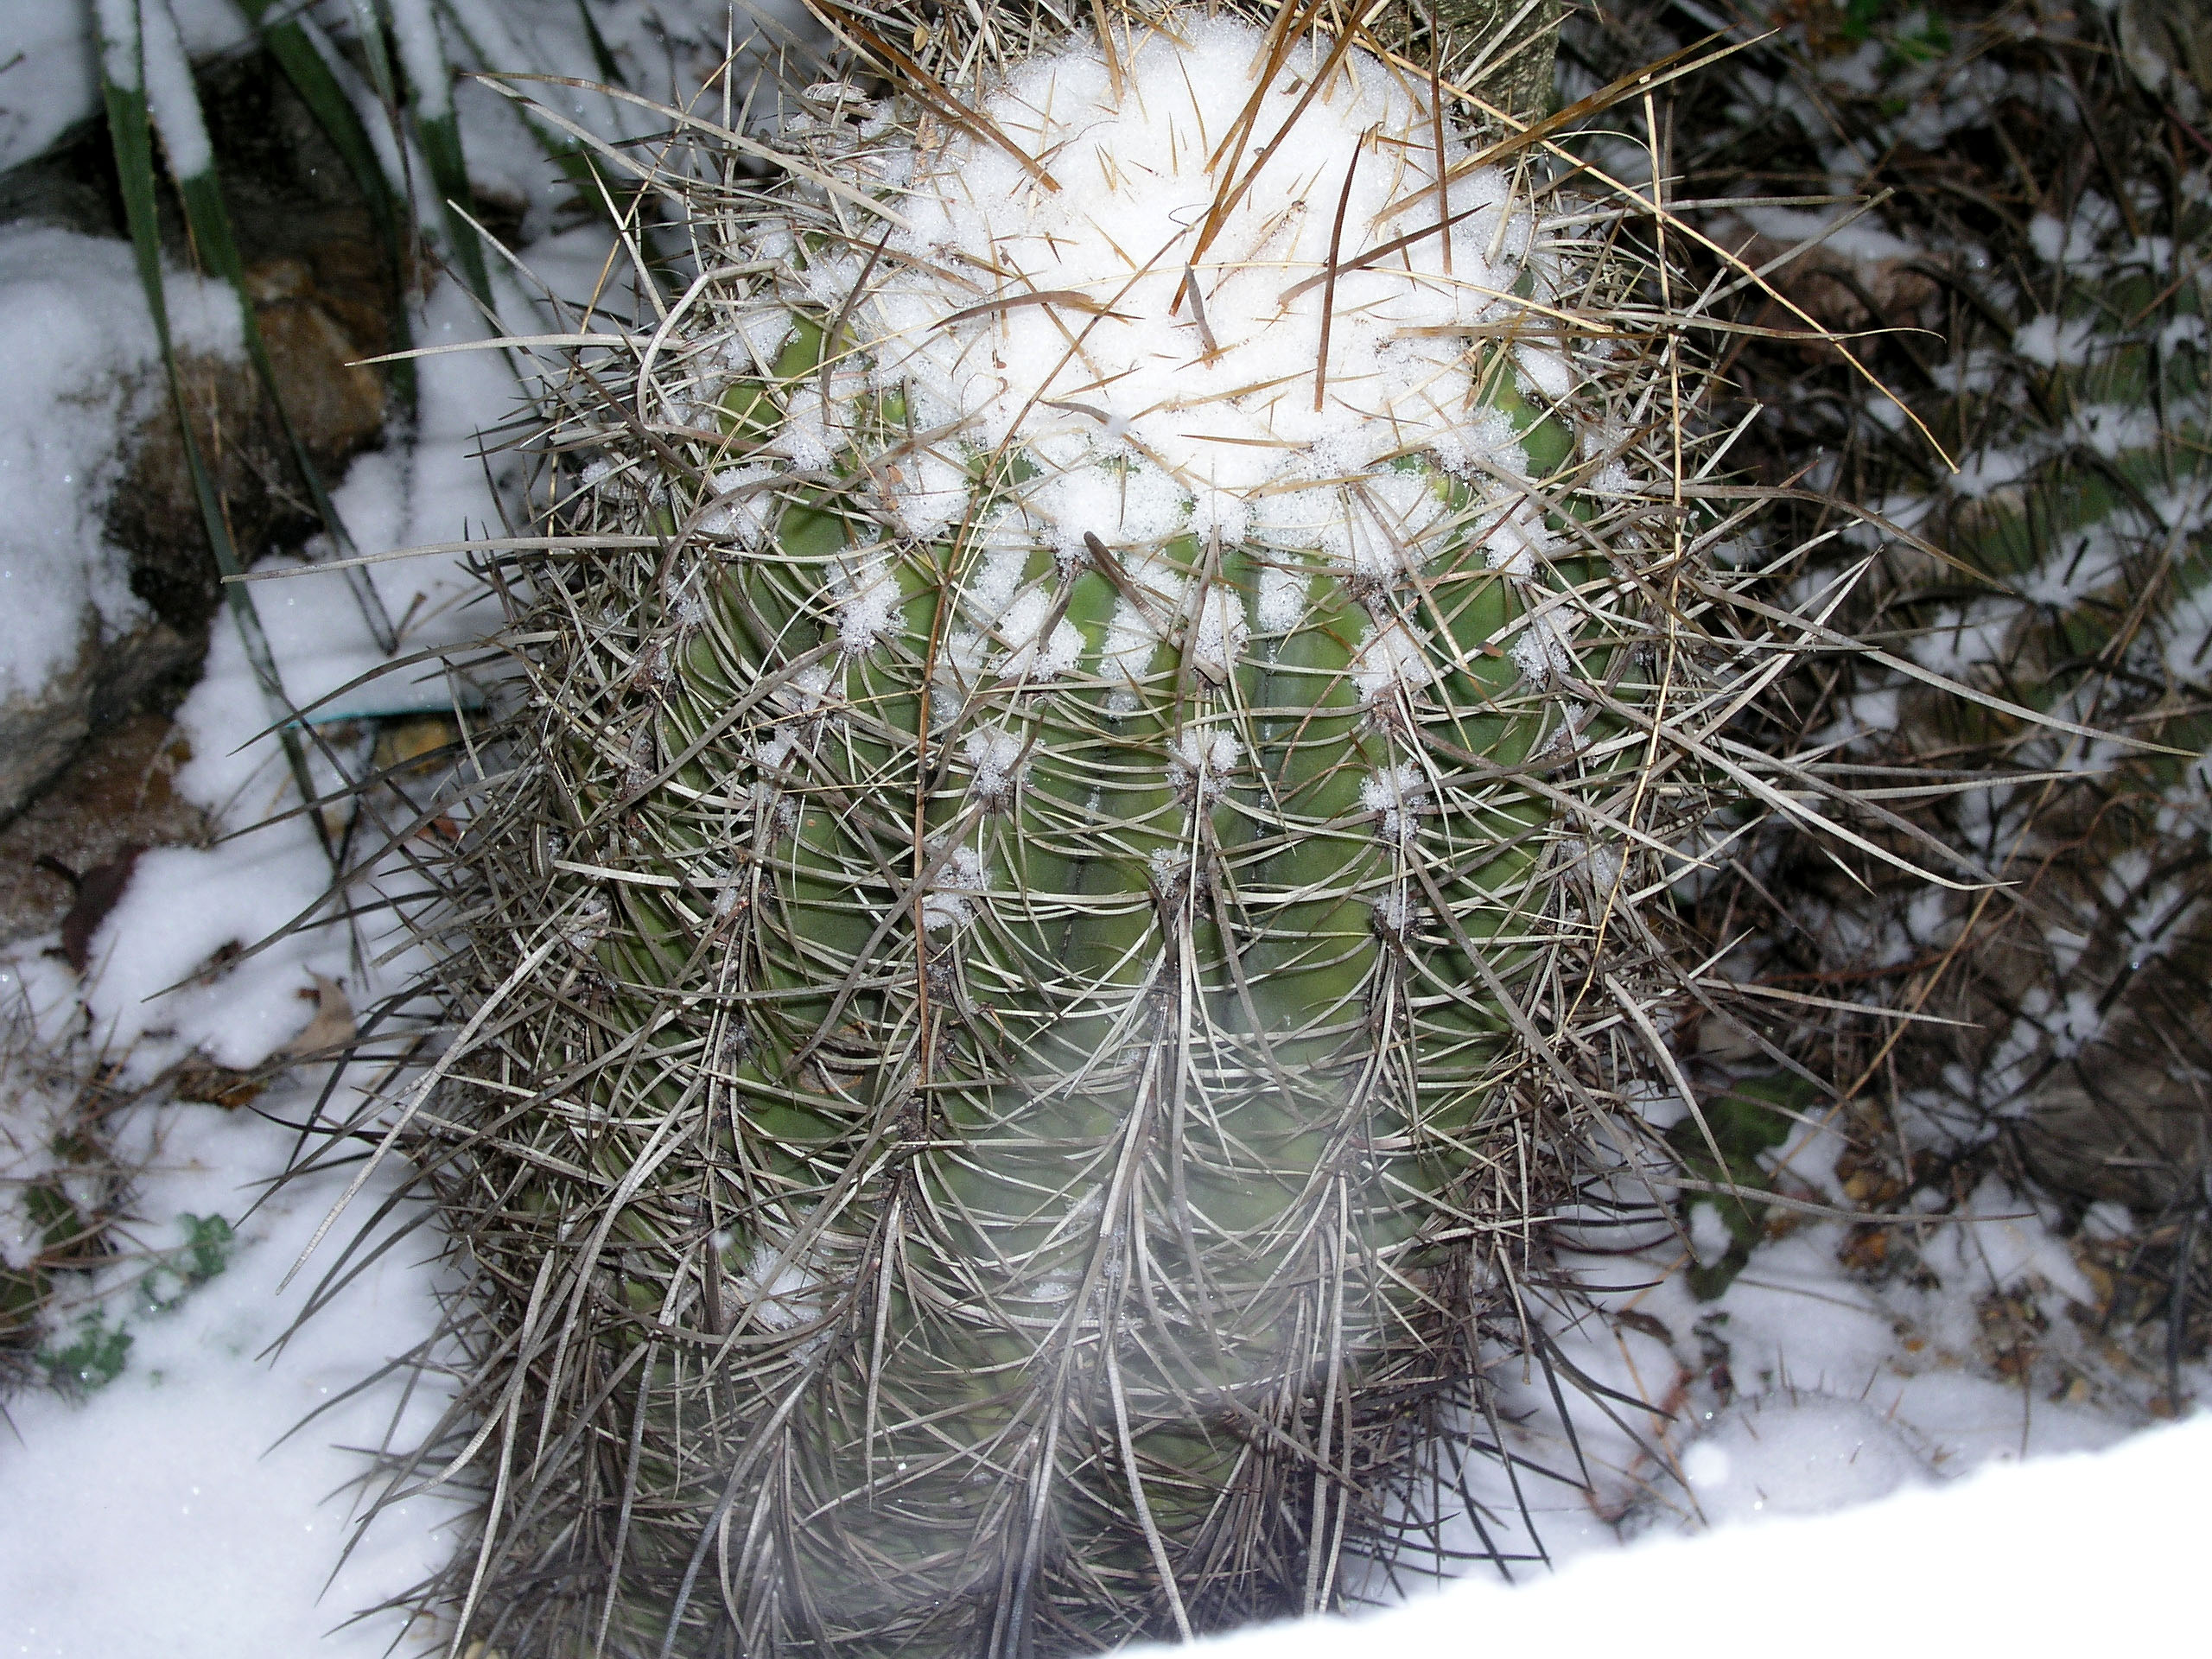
[283,973,356,1060]
[171,1061,265,1109]
[45,846,145,974]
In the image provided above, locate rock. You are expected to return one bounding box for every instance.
[0,641,99,835]
[0,619,204,827]
[0,42,404,824]
[108,46,406,634]
[111,257,391,636]
[0,712,212,950]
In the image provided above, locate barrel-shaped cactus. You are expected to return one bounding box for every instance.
[400,5,1788,1652]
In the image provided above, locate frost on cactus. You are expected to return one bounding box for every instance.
[403,7,1788,1655]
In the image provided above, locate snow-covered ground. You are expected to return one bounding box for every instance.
[0,1093,466,1659]
[1,3,2204,1654]
[1169,1406,2209,1657]
[0,236,527,1659]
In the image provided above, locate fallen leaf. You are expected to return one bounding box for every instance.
[171,1061,265,1110]
[53,846,145,974]
[283,973,357,1060]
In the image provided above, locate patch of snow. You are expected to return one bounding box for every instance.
[0,1090,461,1659]
[963,724,1029,804]
[1360,763,1429,846]
[1681,1393,1932,1522]
[1159,1411,2209,1657]
[884,443,971,541]
[1351,617,1437,701]
[702,461,779,543]
[840,19,1560,655]
[1166,727,1240,804]
[140,0,216,180]
[922,842,989,931]
[1,0,249,170]
[833,546,903,652]
[2013,311,2098,367]
[1736,203,1918,266]
[77,831,339,1078]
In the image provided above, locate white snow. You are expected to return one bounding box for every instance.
[1155,1408,2210,1657]
[387,0,455,121]
[885,444,972,540]
[963,724,1029,804]
[687,19,1607,700]
[0,48,623,1650]
[0,1093,464,1659]
[76,831,340,1077]
[922,842,989,931]
[2013,310,2098,367]
[1675,1393,1933,1521]
[140,0,216,180]
[1734,202,1919,266]
[1360,762,1428,845]
[833,545,902,652]
[4,0,251,169]
[702,461,779,543]
[1351,616,1437,700]
[1167,726,1241,803]
[864,22,1535,539]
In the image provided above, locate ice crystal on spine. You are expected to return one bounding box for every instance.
[833,548,903,653]
[922,844,989,931]
[1361,763,1431,845]
[963,725,1029,806]
[1352,618,1437,700]
[1167,728,1243,803]
[702,464,776,543]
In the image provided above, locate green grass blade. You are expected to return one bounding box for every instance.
[231,0,417,409]
[95,2,334,867]
[170,167,402,655]
[383,0,493,306]
[411,106,493,304]
[432,0,629,236]
[344,0,405,113]
[142,0,400,652]
[573,0,625,86]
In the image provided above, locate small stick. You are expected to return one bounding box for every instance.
[1088,0,1124,103]
[1314,132,1367,412]
[1179,266,1221,359]
[1427,12,1452,276]
[1192,0,1362,270]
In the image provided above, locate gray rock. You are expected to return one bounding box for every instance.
[0,616,202,825]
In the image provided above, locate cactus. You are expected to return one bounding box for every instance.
[378,3,1820,1653]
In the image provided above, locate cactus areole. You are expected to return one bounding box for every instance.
[439,6,1748,1655]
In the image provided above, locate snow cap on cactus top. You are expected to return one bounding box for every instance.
[819,19,1551,565]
